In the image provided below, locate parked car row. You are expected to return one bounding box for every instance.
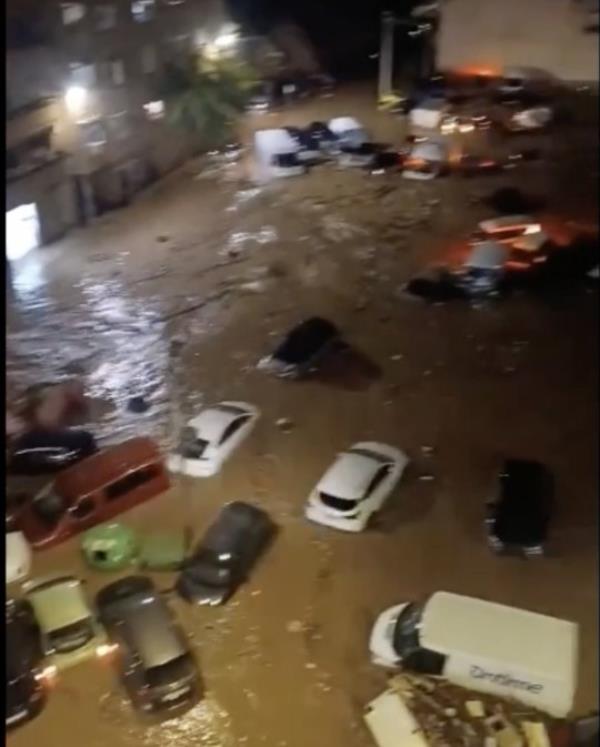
[6,494,277,730]
[6,573,203,729]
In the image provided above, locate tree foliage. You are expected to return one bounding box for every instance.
[161,54,257,145]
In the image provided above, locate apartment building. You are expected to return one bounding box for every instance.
[6,0,228,259]
[436,0,599,83]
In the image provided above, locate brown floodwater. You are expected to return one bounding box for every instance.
[7,85,599,747]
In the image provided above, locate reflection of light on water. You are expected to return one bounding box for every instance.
[99,689,235,746]
[11,252,50,306]
[137,696,235,747]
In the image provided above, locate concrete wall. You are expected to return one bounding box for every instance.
[436,0,599,82]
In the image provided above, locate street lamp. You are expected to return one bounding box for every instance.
[65,85,87,115]
[213,31,238,50]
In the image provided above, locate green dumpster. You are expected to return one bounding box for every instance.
[138,533,186,571]
[81,523,138,571]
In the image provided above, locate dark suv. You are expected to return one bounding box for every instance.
[176,502,276,606]
[485,459,553,557]
[96,576,200,715]
[6,599,46,730]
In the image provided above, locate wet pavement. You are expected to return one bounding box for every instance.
[6,85,599,747]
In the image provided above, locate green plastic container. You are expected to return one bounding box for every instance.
[81,523,138,571]
[138,533,186,571]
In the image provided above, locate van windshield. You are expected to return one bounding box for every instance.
[392,603,424,658]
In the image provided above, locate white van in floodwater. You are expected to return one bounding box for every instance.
[253,129,305,181]
[369,591,578,717]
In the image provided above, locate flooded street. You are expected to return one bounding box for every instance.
[7,86,599,747]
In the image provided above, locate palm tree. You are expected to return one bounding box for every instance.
[161,53,257,147]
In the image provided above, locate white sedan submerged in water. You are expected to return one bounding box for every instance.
[168,402,260,477]
[305,442,408,532]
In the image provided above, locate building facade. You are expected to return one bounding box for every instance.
[436,0,599,83]
[6,0,228,256]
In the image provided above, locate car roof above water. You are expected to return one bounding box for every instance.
[54,437,162,500]
[273,317,338,364]
[97,576,185,669]
[199,502,269,556]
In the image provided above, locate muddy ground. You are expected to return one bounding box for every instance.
[6,84,599,747]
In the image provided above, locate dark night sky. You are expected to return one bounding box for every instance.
[227,0,418,76]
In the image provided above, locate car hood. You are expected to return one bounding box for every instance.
[177,576,228,606]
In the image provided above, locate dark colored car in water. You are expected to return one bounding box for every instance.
[9,429,97,475]
[485,459,553,557]
[176,502,276,607]
[284,127,321,160]
[306,121,338,151]
[96,576,200,715]
[257,317,340,379]
[6,598,47,730]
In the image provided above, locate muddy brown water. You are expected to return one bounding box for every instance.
[7,85,598,747]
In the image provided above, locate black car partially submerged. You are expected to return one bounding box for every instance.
[96,576,200,715]
[9,429,97,475]
[176,502,276,607]
[485,459,553,557]
[257,317,340,379]
[6,599,46,730]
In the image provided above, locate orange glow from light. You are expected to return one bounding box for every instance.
[404,158,427,169]
[453,65,501,79]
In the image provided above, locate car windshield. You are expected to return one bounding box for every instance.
[146,654,191,688]
[392,603,424,658]
[48,618,94,652]
[179,427,209,459]
[319,492,358,511]
[348,447,389,464]
[186,559,232,588]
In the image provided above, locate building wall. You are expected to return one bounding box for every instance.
[6,0,229,243]
[436,0,599,82]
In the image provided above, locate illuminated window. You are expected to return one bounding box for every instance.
[6,204,40,261]
[143,100,165,120]
[131,0,155,22]
[61,3,86,25]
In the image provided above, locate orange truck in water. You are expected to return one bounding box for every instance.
[17,437,169,550]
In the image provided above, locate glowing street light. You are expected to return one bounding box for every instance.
[213,31,238,50]
[64,85,88,115]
